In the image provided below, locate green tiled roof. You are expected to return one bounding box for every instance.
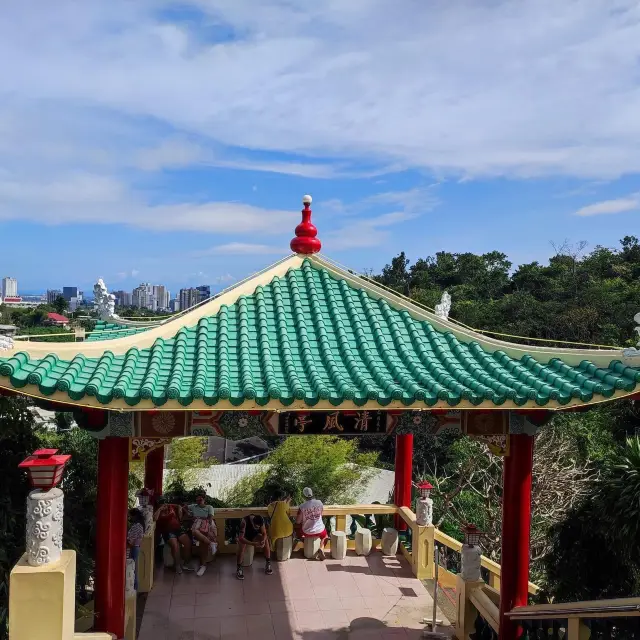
[86,321,152,342]
[1,259,639,408]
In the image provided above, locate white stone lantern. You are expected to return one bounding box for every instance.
[416,481,434,526]
[19,449,71,567]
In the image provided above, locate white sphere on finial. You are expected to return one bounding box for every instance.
[302,194,312,205]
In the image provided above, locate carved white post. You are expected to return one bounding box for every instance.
[416,481,434,526]
[19,449,71,567]
[142,505,154,533]
[461,544,482,581]
[125,558,136,597]
[416,497,433,526]
[25,488,64,567]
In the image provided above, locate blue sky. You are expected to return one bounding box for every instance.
[1,1,640,294]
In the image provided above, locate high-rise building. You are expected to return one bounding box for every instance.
[196,285,211,304]
[169,298,180,312]
[132,284,170,311]
[132,284,149,309]
[2,277,18,298]
[153,285,170,311]
[179,288,200,311]
[112,290,132,307]
[47,289,62,304]
[62,286,78,302]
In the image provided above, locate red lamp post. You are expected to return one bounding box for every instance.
[19,448,71,490]
[417,481,433,499]
[19,449,71,568]
[461,523,484,547]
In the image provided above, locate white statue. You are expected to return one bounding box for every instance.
[93,278,118,320]
[435,291,451,320]
[622,312,640,364]
[0,335,13,351]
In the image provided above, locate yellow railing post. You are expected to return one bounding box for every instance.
[215,517,227,553]
[413,524,435,580]
[137,523,155,594]
[488,572,501,591]
[455,575,486,640]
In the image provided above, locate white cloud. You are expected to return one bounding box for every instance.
[321,186,439,249]
[213,273,235,284]
[0,172,297,233]
[135,139,207,171]
[200,243,284,256]
[326,210,418,251]
[114,269,140,280]
[1,0,640,183]
[575,196,640,216]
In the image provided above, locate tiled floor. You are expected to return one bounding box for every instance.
[138,551,452,640]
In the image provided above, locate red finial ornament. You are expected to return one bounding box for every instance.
[290,195,321,255]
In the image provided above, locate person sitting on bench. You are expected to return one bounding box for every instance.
[187,492,217,577]
[236,514,273,580]
[154,502,193,574]
[296,487,329,561]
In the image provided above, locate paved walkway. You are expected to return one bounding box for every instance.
[138,551,452,640]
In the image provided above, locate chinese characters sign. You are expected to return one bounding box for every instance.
[276,410,394,435]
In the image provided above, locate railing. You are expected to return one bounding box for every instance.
[507,598,640,640]
[212,503,398,553]
[434,528,539,595]
[210,504,536,592]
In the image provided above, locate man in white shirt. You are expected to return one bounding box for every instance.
[296,487,329,560]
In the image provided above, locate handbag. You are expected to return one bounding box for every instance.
[192,518,210,534]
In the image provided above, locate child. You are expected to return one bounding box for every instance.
[127,508,146,590]
[187,492,217,577]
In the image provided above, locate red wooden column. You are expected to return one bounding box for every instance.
[499,433,534,640]
[394,433,413,530]
[144,445,165,504]
[94,437,129,638]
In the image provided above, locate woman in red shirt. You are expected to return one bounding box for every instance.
[154,503,193,574]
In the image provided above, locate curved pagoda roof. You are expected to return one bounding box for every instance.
[1,253,640,411]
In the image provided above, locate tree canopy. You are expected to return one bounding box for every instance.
[375,237,640,347]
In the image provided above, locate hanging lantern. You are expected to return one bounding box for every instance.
[417,481,433,499]
[461,523,484,547]
[19,449,71,490]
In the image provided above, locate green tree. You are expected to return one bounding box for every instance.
[543,436,640,600]
[224,435,378,507]
[166,437,210,488]
[53,295,68,315]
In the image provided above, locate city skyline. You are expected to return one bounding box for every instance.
[2,275,217,312]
